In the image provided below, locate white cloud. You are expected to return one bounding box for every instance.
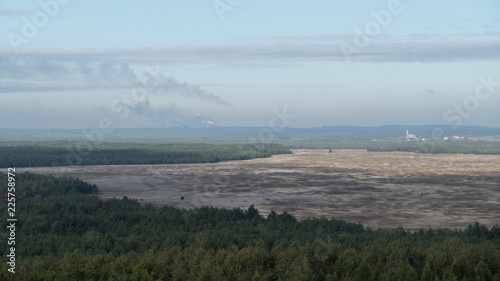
[2,37,499,67]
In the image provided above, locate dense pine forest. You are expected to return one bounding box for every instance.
[279,138,500,155]
[0,142,291,168]
[0,139,499,169]
[1,172,500,280]
[365,140,500,155]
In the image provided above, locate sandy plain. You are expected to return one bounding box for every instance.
[19,149,500,230]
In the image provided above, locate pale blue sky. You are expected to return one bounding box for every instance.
[0,0,499,128]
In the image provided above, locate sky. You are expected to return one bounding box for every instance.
[0,0,499,129]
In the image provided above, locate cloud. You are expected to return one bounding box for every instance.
[0,8,31,16]
[423,89,437,96]
[0,55,234,108]
[3,37,499,66]
[0,37,498,97]
[262,30,500,43]
[0,54,232,127]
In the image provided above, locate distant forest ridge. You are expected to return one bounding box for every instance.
[1,125,499,141]
[1,138,499,169]
[0,142,291,168]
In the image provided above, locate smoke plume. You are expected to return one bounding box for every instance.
[0,56,233,126]
[0,56,233,109]
[131,95,216,128]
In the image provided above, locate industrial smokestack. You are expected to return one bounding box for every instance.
[235,110,239,127]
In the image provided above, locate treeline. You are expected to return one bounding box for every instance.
[366,140,500,155]
[0,172,97,197]
[1,173,500,280]
[276,138,500,155]
[278,138,374,149]
[1,140,498,169]
[0,142,291,168]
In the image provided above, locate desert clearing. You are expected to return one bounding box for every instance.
[19,149,500,230]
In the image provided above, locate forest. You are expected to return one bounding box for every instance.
[1,172,500,280]
[0,142,291,168]
[279,138,500,155]
[1,138,499,169]
[365,140,500,155]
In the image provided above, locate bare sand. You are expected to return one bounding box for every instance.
[19,149,500,230]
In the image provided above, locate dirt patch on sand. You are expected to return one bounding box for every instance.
[19,149,500,230]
